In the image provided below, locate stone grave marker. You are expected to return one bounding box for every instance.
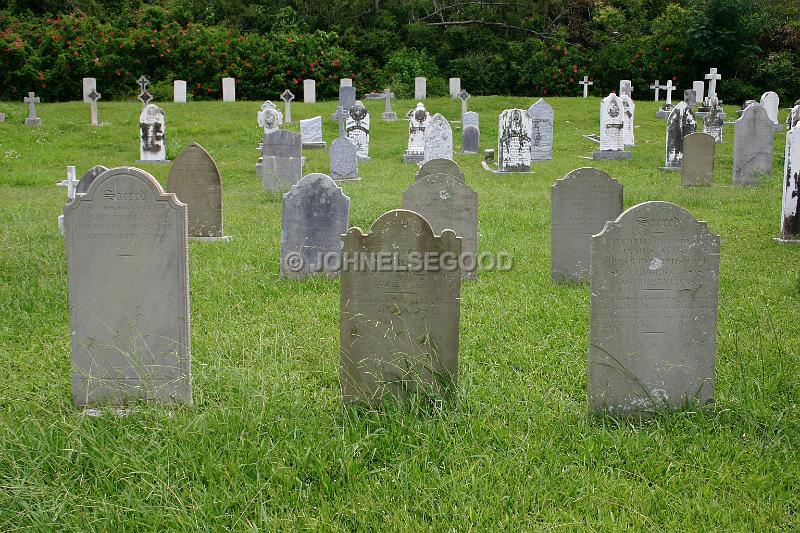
[423,113,453,163]
[457,90,470,121]
[650,79,663,101]
[339,209,461,405]
[693,81,705,105]
[340,78,353,87]
[87,89,101,126]
[619,80,633,99]
[684,89,697,108]
[303,79,316,104]
[703,98,724,144]
[550,168,623,282]
[416,158,465,182]
[56,166,80,234]
[779,123,800,242]
[760,91,781,131]
[787,104,800,130]
[345,101,370,160]
[257,101,283,134]
[449,78,461,98]
[257,129,304,193]
[281,89,295,123]
[75,165,109,195]
[528,99,554,161]
[663,101,697,171]
[139,104,168,163]
[167,143,228,240]
[403,173,478,279]
[705,68,722,103]
[588,201,720,416]
[415,77,427,99]
[656,80,677,118]
[82,78,96,103]
[462,126,480,155]
[579,76,593,98]
[23,92,41,126]
[733,103,775,186]
[174,80,187,103]
[63,167,191,407]
[681,132,715,186]
[621,95,635,147]
[300,116,326,150]
[339,86,356,111]
[281,173,350,279]
[222,77,236,102]
[462,111,479,130]
[495,109,532,172]
[403,103,430,164]
[380,89,397,121]
[593,94,631,160]
[137,75,152,106]
[330,136,359,181]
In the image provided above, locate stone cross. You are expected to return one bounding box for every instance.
[334,106,348,137]
[24,92,40,121]
[665,80,676,105]
[138,90,153,106]
[57,166,79,200]
[381,88,393,113]
[281,89,295,123]
[137,75,150,93]
[650,80,663,101]
[578,76,593,98]
[457,90,470,119]
[87,89,101,126]
[705,68,721,100]
[620,80,633,98]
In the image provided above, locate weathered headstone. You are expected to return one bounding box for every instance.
[174,80,187,103]
[423,113,453,163]
[527,99,554,161]
[75,165,109,195]
[139,104,168,163]
[787,104,800,130]
[167,143,227,240]
[621,95,635,147]
[684,89,697,108]
[403,173,478,279]
[415,77,427,99]
[579,76,593,98]
[619,80,633,99]
[23,92,41,126]
[495,109,532,172]
[87,89,101,126]
[300,116,326,150]
[257,129,304,193]
[257,101,283,134]
[281,89,295,123]
[703,98,724,143]
[449,78,461,98]
[760,91,781,131]
[663,101,697,171]
[340,78,353,87]
[329,136,359,181]
[733,103,775,186]
[403,103,429,164]
[779,123,800,242]
[222,77,236,102]
[681,133,715,186]
[339,209,461,405]
[380,88,397,121]
[339,86,356,111]
[593,94,631,160]
[303,79,316,104]
[281,173,350,279]
[693,81,705,105]
[462,126,480,155]
[588,201,720,416]
[63,167,191,407]
[417,158,465,182]
[82,78,96,103]
[345,101,370,160]
[550,168,623,282]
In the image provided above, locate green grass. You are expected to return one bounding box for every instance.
[0,95,798,531]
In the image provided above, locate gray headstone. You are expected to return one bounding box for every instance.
[281,173,350,279]
[681,133,715,187]
[329,137,359,181]
[339,210,461,405]
[663,102,697,171]
[780,123,800,241]
[139,104,167,162]
[693,81,705,104]
[497,109,532,172]
[339,86,356,111]
[63,167,191,407]
[589,201,720,416]
[703,99,724,143]
[75,165,109,195]
[462,111,479,130]
[257,130,304,193]
[417,158,464,182]
[303,79,316,104]
[684,89,697,108]
[300,116,326,149]
[23,92,41,126]
[527,99,554,161]
[403,173,478,279]
[462,126,480,154]
[551,168,623,283]
[167,143,225,238]
[733,103,774,186]
[423,113,453,162]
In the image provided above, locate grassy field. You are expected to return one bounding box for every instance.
[0,94,798,531]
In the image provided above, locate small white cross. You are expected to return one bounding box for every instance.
[57,166,79,200]
[578,76,593,98]
[650,80,663,101]
[664,80,676,105]
[705,68,721,99]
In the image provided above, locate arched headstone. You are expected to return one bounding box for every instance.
[167,143,227,240]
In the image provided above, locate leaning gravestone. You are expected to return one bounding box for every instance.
[403,103,430,163]
[593,94,631,160]
[527,99,554,161]
[588,201,720,416]
[733,103,775,186]
[330,137,359,181]
[300,116,326,150]
[257,130,304,193]
[550,168,623,283]
[63,167,191,407]
[681,133,715,186]
[139,104,167,162]
[423,113,453,163]
[75,165,109,195]
[281,173,350,279]
[760,91,781,130]
[703,98,724,144]
[779,123,800,242]
[496,108,533,172]
[167,143,228,240]
[339,209,461,405]
[416,158,465,182]
[345,101,370,160]
[663,101,697,171]
[403,174,478,279]
[621,95,635,147]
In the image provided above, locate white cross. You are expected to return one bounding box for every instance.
[281,89,295,123]
[705,68,721,100]
[88,89,101,126]
[578,76,593,98]
[664,80,676,105]
[457,89,470,118]
[650,80,663,101]
[57,166,79,200]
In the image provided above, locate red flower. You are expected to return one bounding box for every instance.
[39,71,44,80]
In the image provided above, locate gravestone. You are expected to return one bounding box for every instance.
[579,76,593,98]
[550,168,623,282]
[257,101,283,134]
[339,86,356,111]
[703,98,724,143]
[87,89,101,126]
[449,78,461,98]
[380,88,397,121]
[621,95,635,147]
[281,89,295,123]
[527,99,554,161]
[705,68,722,104]
[222,77,235,102]
[462,126,480,155]
[416,158,465,182]
[82,78,96,103]
[681,133,715,186]
[329,136,359,181]
[663,102,697,171]
[339,209,461,405]
[619,80,633,99]
[137,75,152,106]
[693,81,705,105]
[423,113,453,163]
[75,165,109,195]
[588,201,720,416]
[300,116,326,150]
[63,167,191,407]
[787,104,800,130]
[779,123,800,242]
[340,78,352,87]
[496,109,532,172]
[281,173,350,279]
[656,80,677,119]
[457,90,470,121]
[303,79,316,104]
[650,79,663,101]
[760,91,781,131]
[403,173,478,279]
[415,77,427,99]
[684,89,697,108]
[57,167,80,233]
[167,143,227,240]
[733,103,775,186]
[593,94,631,160]
[257,129,304,193]
[462,111,479,130]
[403,103,430,163]
[345,101,370,160]
[23,92,41,126]
[174,80,187,103]
[139,104,168,162]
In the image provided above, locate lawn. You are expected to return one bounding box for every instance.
[0,95,798,530]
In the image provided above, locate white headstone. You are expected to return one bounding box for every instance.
[222,77,236,102]
[257,101,283,133]
[449,78,461,98]
[340,78,353,87]
[300,116,325,149]
[780,123,800,241]
[403,103,430,163]
[692,81,705,104]
[760,91,780,126]
[599,94,625,152]
[415,77,427,99]
[303,79,316,104]
[173,80,187,103]
[497,109,533,172]
[705,68,721,102]
[82,78,96,103]
[139,104,167,162]
[423,113,453,162]
[345,101,370,160]
[621,95,635,147]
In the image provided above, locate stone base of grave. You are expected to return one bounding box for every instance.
[381,112,397,121]
[659,166,681,172]
[480,161,532,173]
[592,150,632,160]
[136,159,171,164]
[332,175,361,182]
[655,108,673,119]
[191,235,233,242]
[403,152,424,164]
[462,150,478,155]
[302,142,327,150]
[773,237,800,244]
[24,118,42,126]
